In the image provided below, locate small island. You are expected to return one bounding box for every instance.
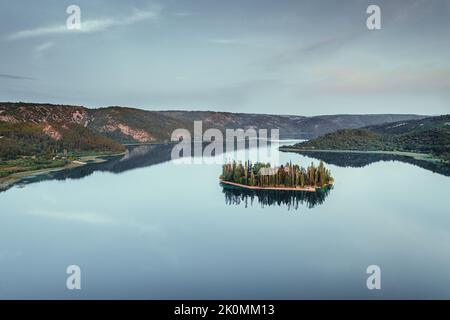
[220,160,333,192]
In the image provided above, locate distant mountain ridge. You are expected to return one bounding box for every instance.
[158,110,428,139]
[0,102,426,144]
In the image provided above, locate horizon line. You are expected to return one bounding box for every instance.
[0,101,437,118]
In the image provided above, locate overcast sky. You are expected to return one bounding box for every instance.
[0,0,449,115]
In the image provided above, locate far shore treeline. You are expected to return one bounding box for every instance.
[220,160,333,189]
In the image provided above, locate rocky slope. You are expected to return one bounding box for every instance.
[0,102,427,146]
[0,103,191,144]
[0,121,125,160]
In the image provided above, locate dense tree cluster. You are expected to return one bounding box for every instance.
[220,160,333,188]
[288,115,450,162]
[0,122,124,160]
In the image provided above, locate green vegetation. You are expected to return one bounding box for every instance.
[0,157,66,178]
[0,121,125,179]
[285,115,450,162]
[1,102,425,143]
[0,122,125,160]
[88,107,192,143]
[220,161,333,189]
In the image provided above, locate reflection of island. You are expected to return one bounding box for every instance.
[284,150,450,177]
[221,183,332,210]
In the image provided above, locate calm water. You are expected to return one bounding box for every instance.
[1,141,450,299]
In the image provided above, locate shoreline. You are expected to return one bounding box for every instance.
[0,152,125,191]
[123,141,176,146]
[220,180,330,192]
[279,147,445,163]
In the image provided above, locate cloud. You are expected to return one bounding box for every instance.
[310,66,450,95]
[0,73,36,80]
[173,12,192,17]
[261,35,358,73]
[33,41,55,57]
[208,38,242,45]
[8,8,159,40]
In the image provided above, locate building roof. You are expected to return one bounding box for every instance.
[259,167,278,176]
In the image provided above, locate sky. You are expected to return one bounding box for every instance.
[0,0,449,116]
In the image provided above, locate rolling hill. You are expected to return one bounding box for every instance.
[159,110,426,139]
[0,121,125,160]
[1,103,425,144]
[282,115,450,162]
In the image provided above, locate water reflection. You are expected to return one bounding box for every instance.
[288,151,450,177]
[4,142,448,195]
[221,183,332,210]
[1,140,279,193]
[1,144,175,192]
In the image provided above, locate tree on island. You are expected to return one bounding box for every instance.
[220,160,333,189]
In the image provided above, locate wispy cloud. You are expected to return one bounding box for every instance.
[261,35,357,73]
[311,66,450,95]
[173,12,192,17]
[8,8,159,40]
[208,38,241,45]
[33,41,55,57]
[0,73,36,80]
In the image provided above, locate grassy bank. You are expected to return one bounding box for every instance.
[279,146,446,164]
[0,157,66,178]
[0,151,125,190]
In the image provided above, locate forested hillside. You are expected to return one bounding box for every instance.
[283,115,450,162]
[0,122,124,160]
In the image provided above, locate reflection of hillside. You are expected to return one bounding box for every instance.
[221,184,332,210]
[291,151,450,177]
[54,144,175,179]
[49,140,270,180]
[1,144,175,192]
[1,140,281,192]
